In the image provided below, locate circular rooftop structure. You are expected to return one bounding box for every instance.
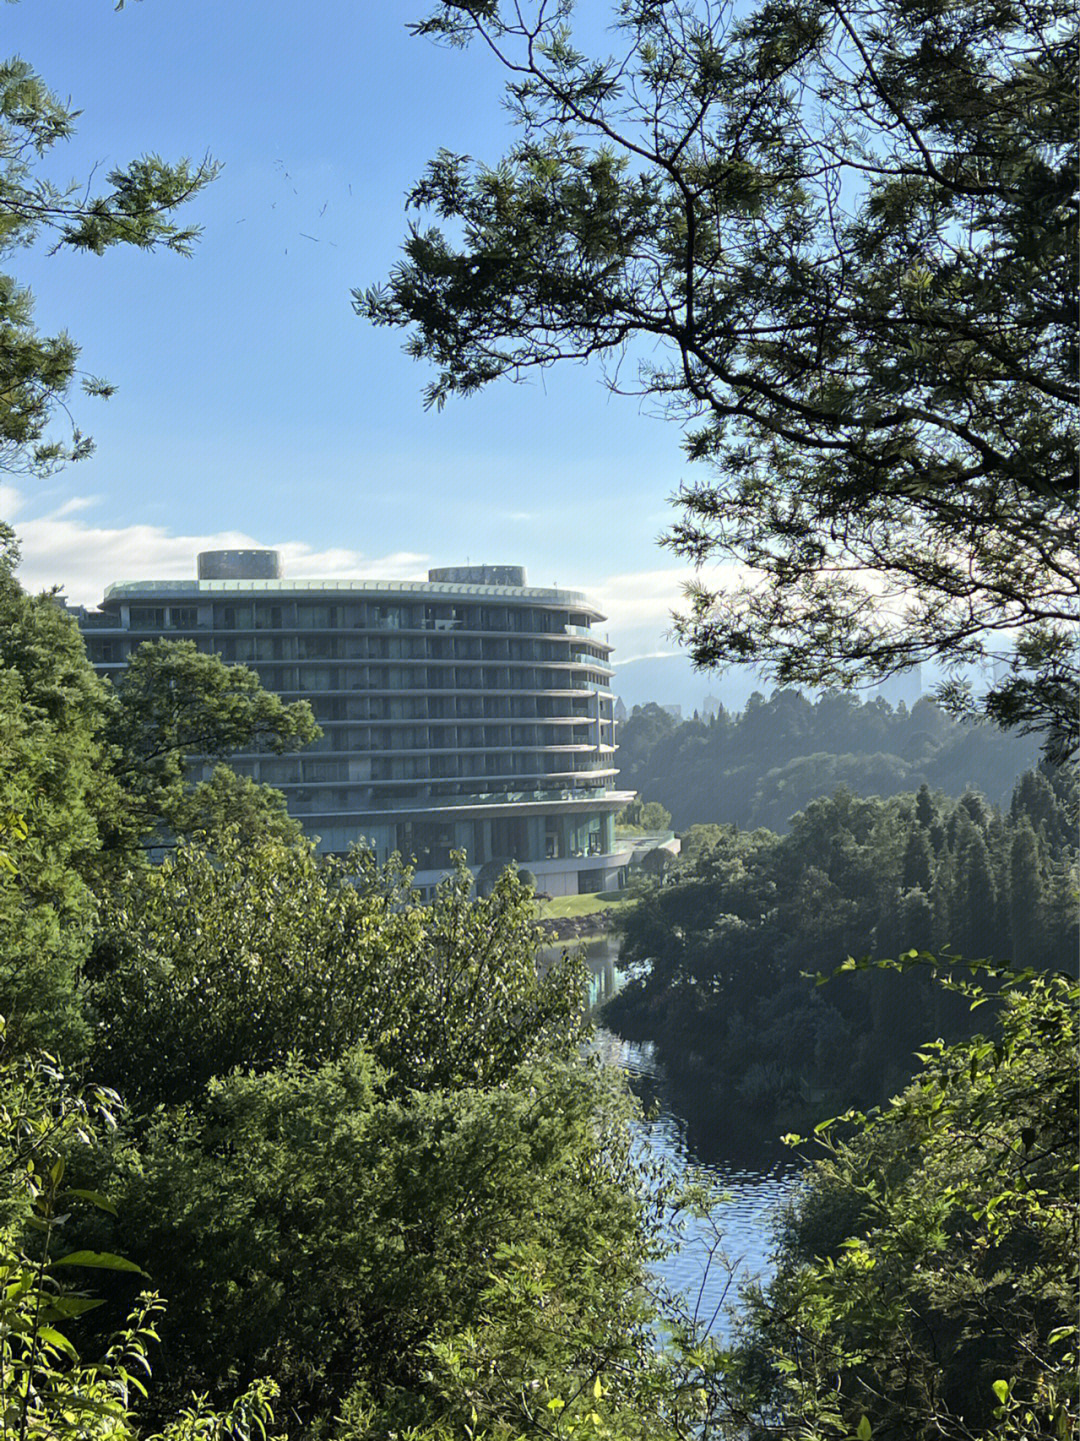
[198,550,283,581]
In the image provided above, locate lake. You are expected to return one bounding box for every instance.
[547,933,802,1335]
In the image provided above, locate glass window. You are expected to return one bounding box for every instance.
[129,607,165,629]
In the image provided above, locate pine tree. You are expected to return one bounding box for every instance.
[931,851,956,951]
[956,827,1000,958]
[1008,817,1046,968]
[1011,767,1073,850]
[902,828,935,893]
[898,887,935,954]
[958,790,991,832]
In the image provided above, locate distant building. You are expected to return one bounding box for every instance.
[701,694,722,717]
[614,696,628,724]
[77,552,634,895]
[661,703,683,721]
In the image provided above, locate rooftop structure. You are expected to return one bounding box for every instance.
[78,552,633,894]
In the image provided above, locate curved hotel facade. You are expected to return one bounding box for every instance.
[79,552,633,894]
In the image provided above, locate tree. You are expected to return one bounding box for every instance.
[102,639,319,847]
[71,840,654,1433]
[0,49,216,478]
[678,822,726,861]
[640,844,674,879]
[955,822,999,957]
[901,826,933,892]
[1008,817,1047,968]
[0,535,114,1051]
[82,1050,652,1433]
[0,1027,280,1441]
[158,763,306,849]
[617,797,672,832]
[90,842,584,1109]
[608,783,1077,1128]
[362,0,1078,756]
[0,547,324,1049]
[730,965,1079,1441]
[915,782,936,830]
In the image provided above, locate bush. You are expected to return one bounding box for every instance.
[729,963,1079,1441]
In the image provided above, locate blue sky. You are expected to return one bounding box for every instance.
[4,0,723,701]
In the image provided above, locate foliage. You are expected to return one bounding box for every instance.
[728,965,1079,1440]
[0,552,324,1050]
[157,764,305,849]
[0,535,113,1052]
[365,0,1078,754]
[616,798,673,834]
[79,1052,652,1433]
[618,689,1042,832]
[0,49,216,477]
[639,846,675,879]
[607,774,1078,1129]
[89,842,585,1109]
[0,1027,280,1441]
[0,540,662,1438]
[102,640,319,847]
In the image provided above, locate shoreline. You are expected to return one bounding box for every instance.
[537,909,617,943]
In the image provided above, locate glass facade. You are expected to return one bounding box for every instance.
[78,556,633,895]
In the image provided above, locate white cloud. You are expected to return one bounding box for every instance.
[52,495,102,518]
[4,487,431,606]
[3,489,735,671]
[0,483,25,519]
[588,563,749,660]
[271,544,429,583]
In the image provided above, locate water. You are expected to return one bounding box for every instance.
[543,934,801,1335]
[593,1025,799,1337]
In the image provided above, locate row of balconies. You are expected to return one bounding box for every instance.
[84,636,611,671]
[278,787,620,819]
[232,753,616,785]
[279,777,618,814]
[152,636,612,665]
[110,605,600,637]
[301,729,613,754]
[251,744,615,783]
[260,671,613,696]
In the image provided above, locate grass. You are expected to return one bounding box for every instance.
[536,891,628,920]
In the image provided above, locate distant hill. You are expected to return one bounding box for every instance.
[616,690,1045,831]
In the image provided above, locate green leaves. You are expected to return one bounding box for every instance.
[91,841,585,1109]
[51,1249,147,1275]
[0,1033,280,1441]
[67,1188,118,1214]
[731,967,1079,1439]
[379,0,1078,755]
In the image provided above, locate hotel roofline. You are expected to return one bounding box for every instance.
[102,576,596,611]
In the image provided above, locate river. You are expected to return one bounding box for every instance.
[552,933,802,1336]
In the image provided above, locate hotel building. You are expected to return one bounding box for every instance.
[77,551,633,894]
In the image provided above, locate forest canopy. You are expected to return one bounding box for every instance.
[616,692,1043,831]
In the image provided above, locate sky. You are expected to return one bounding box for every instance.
[3,0,731,706]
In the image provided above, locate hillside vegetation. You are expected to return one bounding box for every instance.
[618,694,1042,832]
[606,773,1077,1137]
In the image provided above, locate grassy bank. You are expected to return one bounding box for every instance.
[536,892,628,921]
